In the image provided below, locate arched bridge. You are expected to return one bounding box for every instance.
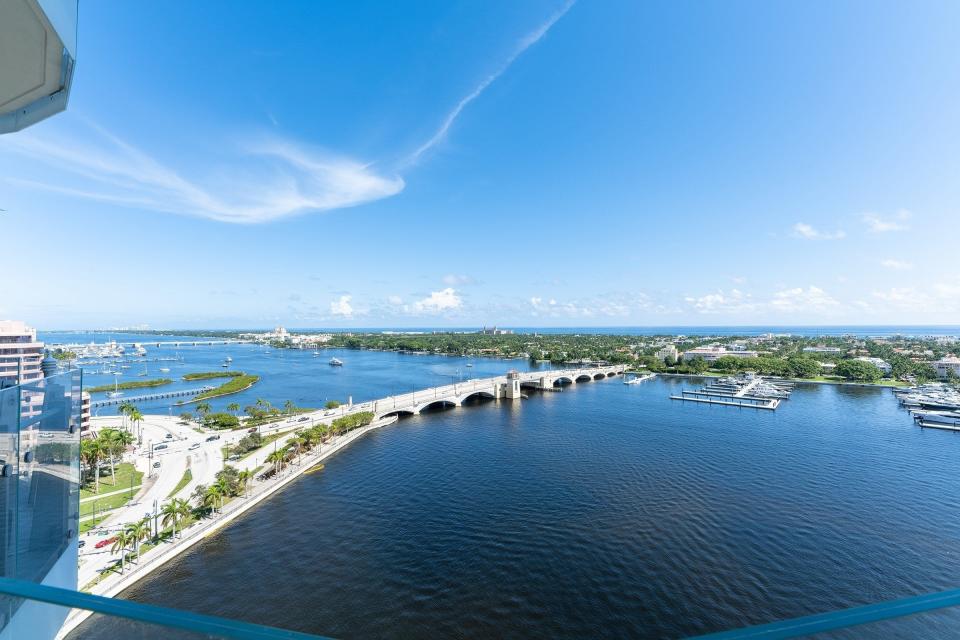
[334,365,627,420]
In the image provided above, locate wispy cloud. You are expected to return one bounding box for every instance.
[442,274,476,286]
[791,222,845,240]
[862,209,912,233]
[880,258,913,270]
[1,125,404,224]
[406,0,575,164]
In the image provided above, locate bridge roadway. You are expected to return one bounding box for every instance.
[317,365,628,421]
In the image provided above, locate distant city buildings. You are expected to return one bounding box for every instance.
[0,320,45,386]
[855,356,892,374]
[480,326,514,335]
[655,345,679,361]
[933,356,960,379]
[803,346,844,354]
[681,345,758,362]
[239,326,333,347]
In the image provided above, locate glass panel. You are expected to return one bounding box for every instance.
[68,612,225,639]
[0,370,81,636]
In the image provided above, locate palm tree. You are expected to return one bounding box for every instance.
[118,402,135,431]
[80,438,104,492]
[161,498,191,538]
[283,400,295,414]
[111,529,132,574]
[125,518,151,562]
[179,412,194,424]
[237,469,253,497]
[195,402,211,424]
[227,402,240,416]
[266,449,286,475]
[128,408,144,443]
[203,484,223,513]
[99,429,122,485]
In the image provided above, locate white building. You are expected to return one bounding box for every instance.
[655,345,679,361]
[0,320,45,386]
[681,345,758,362]
[803,346,843,354]
[932,356,960,379]
[855,356,892,374]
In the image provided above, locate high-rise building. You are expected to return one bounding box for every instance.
[0,321,45,387]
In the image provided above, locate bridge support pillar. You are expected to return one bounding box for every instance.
[505,371,522,400]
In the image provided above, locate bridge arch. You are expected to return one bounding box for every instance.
[593,373,606,380]
[553,376,574,387]
[458,390,496,405]
[377,409,417,420]
[417,399,458,413]
[575,374,593,382]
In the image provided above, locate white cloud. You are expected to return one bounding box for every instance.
[406,0,575,163]
[2,124,404,224]
[442,274,475,286]
[684,289,756,314]
[792,222,845,240]
[862,209,912,233]
[880,259,913,270]
[329,295,353,317]
[387,295,404,306]
[770,286,838,312]
[414,288,463,313]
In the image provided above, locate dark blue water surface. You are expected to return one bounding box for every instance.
[70,352,960,639]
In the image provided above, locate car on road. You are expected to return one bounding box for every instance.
[164,433,173,440]
[78,540,86,549]
[153,461,161,468]
[297,417,310,422]
[94,536,117,549]
[154,444,168,451]
[227,454,241,461]
[247,427,258,433]
[205,434,220,442]
[188,442,200,450]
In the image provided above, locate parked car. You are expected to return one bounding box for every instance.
[297,417,309,422]
[153,461,161,468]
[188,442,200,451]
[94,536,117,549]
[154,444,168,451]
[206,434,220,442]
[227,454,240,462]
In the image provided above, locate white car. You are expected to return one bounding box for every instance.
[188,442,200,451]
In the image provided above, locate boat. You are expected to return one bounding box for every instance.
[329,357,343,366]
[221,362,229,368]
[624,373,655,385]
[313,351,321,356]
[159,367,170,373]
[106,377,123,398]
[225,356,233,363]
[466,363,473,368]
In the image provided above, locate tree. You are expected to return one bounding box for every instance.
[237,469,253,497]
[80,438,104,492]
[227,402,240,416]
[161,498,191,538]
[111,529,132,574]
[203,484,223,512]
[125,518,151,562]
[688,357,709,374]
[266,449,287,474]
[100,429,122,484]
[195,402,212,424]
[835,359,882,382]
[283,400,296,414]
[179,412,194,423]
[128,408,144,443]
[325,400,341,410]
[786,355,821,379]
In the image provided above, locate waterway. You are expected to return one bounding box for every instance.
[67,345,960,638]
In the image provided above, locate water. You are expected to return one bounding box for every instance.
[70,360,960,639]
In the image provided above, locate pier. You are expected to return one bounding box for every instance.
[90,386,213,408]
[670,375,793,410]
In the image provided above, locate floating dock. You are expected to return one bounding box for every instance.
[670,375,792,411]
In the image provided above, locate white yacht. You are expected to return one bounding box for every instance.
[329,357,343,366]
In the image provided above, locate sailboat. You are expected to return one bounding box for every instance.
[107,375,123,398]
[159,367,171,373]
[137,363,149,377]
[329,357,343,366]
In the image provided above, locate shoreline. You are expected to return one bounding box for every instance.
[58,413,399,639]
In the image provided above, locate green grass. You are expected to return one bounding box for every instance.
[167,468,192,498]
[186,373,260,402]
[81,462,143,499]
[86,378,173,393]
[239,432,284,460]
[183,371,244,381]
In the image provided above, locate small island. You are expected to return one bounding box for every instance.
[182,372,260,403]
[86,378,173,393]
[183,371,244,381]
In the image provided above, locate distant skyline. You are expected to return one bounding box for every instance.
[2,1,959,328]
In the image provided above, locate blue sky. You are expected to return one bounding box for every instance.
[2,0,959,329]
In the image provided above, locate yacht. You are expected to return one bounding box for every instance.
[225,356,233,363]
[159,367,170,373]
[329,357,343,366]
[466,363,474,368]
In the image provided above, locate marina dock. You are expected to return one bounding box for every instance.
[670,375,793,410]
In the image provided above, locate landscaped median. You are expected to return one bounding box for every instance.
[79,462,143,533]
